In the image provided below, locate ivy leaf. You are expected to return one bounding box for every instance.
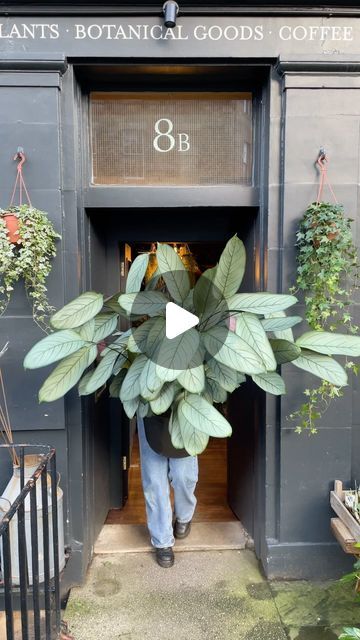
[51,292,103,329]
[24,330,86,369]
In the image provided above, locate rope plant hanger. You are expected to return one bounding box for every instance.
[0,148,61,331]
[289,149,359,433]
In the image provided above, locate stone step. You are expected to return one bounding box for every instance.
[94,521,247,554]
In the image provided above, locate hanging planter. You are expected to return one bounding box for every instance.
[0,149,61,332]
[1,211,21,244]
[289,151,360,434]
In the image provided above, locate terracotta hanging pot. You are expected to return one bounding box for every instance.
[1,212,22,244]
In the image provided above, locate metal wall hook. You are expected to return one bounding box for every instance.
[317,148,327,170]
[13,147,26,171]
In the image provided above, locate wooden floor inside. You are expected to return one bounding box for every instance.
[106,434,237,524]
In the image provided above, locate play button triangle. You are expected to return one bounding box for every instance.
[166,302,199,340]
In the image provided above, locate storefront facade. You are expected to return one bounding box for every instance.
[1,1,360,588]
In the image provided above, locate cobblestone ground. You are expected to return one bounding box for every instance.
[64,550,359,640]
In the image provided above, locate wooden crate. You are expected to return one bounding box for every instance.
[330,480,360,554]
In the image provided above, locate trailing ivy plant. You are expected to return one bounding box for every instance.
[289,202,360,434]
[23,235,360,456]
[0,205,61,332]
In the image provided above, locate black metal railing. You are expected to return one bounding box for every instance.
[0,444,61,640]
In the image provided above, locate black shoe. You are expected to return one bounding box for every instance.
[155,547,174,568]
[174,520,192,539]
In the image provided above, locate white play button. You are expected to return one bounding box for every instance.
[166,302,199,340]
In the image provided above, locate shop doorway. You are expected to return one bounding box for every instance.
[87,206,261,540]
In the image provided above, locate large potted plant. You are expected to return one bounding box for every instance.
[0,205,61,332]
[23,235,360,455]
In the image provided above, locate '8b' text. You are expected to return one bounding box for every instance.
[153,119,190,152]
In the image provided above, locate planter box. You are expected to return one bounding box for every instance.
[330,480,360,555]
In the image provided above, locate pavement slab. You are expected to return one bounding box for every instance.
[64,549,360,640]
[65,550,287,640]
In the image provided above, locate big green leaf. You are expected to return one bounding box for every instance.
[265,310,295,342]
[120,354,148,401]
[252,372,286,395]
[193,266,221,317]
[270,339,301,364]
[128,317,159,354]
[138,400,150,418]
[203,326,265,374]
[123,396,140,419]
[261,316,302,332]
[51,292,104,330]
[235,312,277,371]
[205,378,228,403]
[296,331,360,356]
[292,349,348,386]
[126,253,149,294]
[139,358,163,399]
[109,369,127,398]
[146,316,166,356]
[214,235,246,298]
[93,313,118,342]
[83,349,119,394]
[179,394,232,437]
[155,328,200,374]
[178,409,209,456]
[228,293,297,315]
[150,382,176,414]
[169,409,186,449]
[205,358,238,392]
[24,330,86,369]
[118,291,168,317]
[156,242,190,303]
[77,319,95,341]
[102,330,131,357]
[39,344,97,402]
[178,365,205,393]
[77,371,94,396]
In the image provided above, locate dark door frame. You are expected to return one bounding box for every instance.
[74,60,271,563]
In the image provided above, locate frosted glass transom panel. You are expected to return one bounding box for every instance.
[90,92,253,186]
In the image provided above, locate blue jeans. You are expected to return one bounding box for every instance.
[137,415,198,548]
